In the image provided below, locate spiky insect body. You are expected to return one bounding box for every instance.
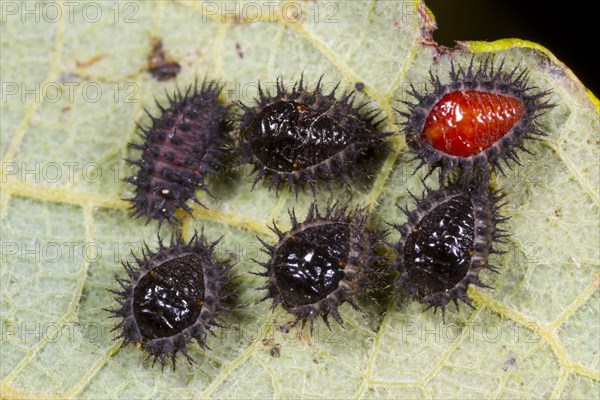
[398,57,554,181]
[391,182,508,318]
[125,80,228,223]
[256,203,383,331]
[107,232,234,369]
[237,76,390,194]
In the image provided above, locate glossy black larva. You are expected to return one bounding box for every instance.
[125,79,228,224]
[255,203,384,331]
[391,182,508,318]
[107,231,234,370]
[236,76,390,194]
[398,57,555,181]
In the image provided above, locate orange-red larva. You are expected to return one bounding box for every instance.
[399,58,555,181]
[422,91,525,158]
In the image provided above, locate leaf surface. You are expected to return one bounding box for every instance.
[1,1,598,398]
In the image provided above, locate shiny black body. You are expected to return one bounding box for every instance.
[257,203,383,331]
[245,101,352,173]
[273,223,348,306]
[392,183,507,318]
[403,195,474,296]
[237,76,389,193]
[133,254,205,339]
[107,232,233,370]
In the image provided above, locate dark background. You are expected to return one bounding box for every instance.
[426,0,597,95]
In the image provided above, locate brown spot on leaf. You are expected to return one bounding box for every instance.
[76,55,104,68]
[270,343,281,358]
[148,39,181,81]
[235,42,244,59]
[502,357,517,371]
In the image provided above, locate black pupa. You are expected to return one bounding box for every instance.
[107,231,234,369]
[255,202,384,331]
[391,181,508,317]
[237,76,389,194]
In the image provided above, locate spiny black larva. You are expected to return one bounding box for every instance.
[391,181,508,319]
[125,79,228,224]
[106,231,234,370]
[255,202,384,332]
[236,75,390,195]
[397,57,555,182]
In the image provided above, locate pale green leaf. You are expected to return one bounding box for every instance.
[1,1,598,399]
